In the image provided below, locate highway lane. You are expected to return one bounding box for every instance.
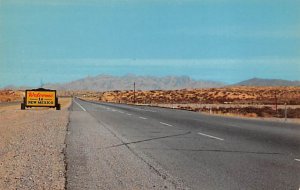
[71,98,300,190]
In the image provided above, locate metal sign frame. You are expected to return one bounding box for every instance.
[21,88,61,110]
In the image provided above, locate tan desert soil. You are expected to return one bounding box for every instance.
[0,101,70,189]
[94,86,300,105]
[0,90,23,103]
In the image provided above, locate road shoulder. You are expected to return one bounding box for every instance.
[66,110,183,189]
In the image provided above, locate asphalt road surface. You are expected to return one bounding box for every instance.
[67,98,300,190]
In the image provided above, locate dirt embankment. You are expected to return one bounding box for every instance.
[0,99,71,189]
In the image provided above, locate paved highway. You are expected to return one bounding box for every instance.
[67,98,300,190]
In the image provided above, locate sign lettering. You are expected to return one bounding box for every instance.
[26,91,56,107]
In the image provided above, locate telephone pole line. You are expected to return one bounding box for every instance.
[133,82,136,104]
[274,91,278,113]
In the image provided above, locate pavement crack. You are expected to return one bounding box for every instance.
[105,131,192,148]
[88,112,189,189]
[63,109,71,190]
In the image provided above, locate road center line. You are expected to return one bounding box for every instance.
[139,116,147,120]
[159,122,173,127]
[197,132,224,141]
[73,99,86,111]
[295,159,300,162]
[127,113,132,116]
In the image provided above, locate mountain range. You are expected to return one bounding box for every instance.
[43,75,224,91]
[234,78,300,87]
[3,75,300,91]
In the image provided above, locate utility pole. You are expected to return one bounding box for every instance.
[274,91,278,113]
[133,82,136,104]
[284,103,288,122]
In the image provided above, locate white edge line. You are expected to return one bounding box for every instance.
[197,132,224,141]
[73,99,86,111]
[159,122,173,127]
[130,107,157,113]
[295,159,300,162]
[139,117,147,120]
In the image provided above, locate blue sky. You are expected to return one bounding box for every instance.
[1,0,300,87]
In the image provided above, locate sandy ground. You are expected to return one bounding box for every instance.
[0,98,71,190]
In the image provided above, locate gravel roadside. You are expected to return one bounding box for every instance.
[0,106,70,189]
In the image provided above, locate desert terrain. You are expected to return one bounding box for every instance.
[2,87,300,119]
[0,90,23,103]
[77,86,300,119]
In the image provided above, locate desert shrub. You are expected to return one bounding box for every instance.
[278,108,300,118]
[288,100,300,105]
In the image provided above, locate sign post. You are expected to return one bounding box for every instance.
[21,88,60,110]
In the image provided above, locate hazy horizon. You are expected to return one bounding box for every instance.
[1,0,300,87]
[2,72,300,89]
[2,59,300,88]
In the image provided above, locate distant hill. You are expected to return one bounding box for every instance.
[43,75,224,91]
[4,76,299,91]
[234,78,300,87]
